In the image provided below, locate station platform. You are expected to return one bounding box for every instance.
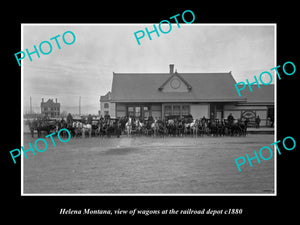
[247,127,274,134]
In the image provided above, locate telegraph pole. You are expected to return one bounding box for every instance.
[79,96,81,115]
[30,96,32,114]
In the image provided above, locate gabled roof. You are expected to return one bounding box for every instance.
[41,99,60,105]
[100,91,111,102]
[158,72,192,91]
[111,72,245,103]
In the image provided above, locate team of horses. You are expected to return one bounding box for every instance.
[27,116,248,138]
[125,117,247,137]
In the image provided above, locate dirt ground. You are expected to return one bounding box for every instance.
[23,134,275,194]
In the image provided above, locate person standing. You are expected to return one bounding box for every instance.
[270,115,274,127]
[255,115,261,128]
[67,113,73,126]
[227,113,234,125]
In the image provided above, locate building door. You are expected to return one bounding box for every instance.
[216,104,223,121]
[210,103,224,121]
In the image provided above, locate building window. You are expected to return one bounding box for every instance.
[127,106,144,118]
[128,107,134,117]
[143,106,149,118]
[182,105,190,115]
[104,103,109,108]
[173,105,181,116]
[164,104,190,118]
[135,107,141,117]
[104,111,109,115]
[165,105,172,116]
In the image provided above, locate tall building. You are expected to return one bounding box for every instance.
[41,98,60,118]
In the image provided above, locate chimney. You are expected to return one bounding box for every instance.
[169,64,174,74]
[42,98,44,103]
[55,98,57,103]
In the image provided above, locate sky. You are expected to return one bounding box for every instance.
[22,24,275,115]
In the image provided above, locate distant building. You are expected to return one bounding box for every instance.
[41,98,60,117]
[100,91,116,118]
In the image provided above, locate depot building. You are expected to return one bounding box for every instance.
[100,64,274,126]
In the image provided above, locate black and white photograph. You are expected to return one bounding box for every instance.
[4,3,299,221]
[21,24,276,195]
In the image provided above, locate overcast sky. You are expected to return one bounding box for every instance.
[22,24,275,115]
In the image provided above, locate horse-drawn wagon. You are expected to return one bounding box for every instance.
[26,114,248,139]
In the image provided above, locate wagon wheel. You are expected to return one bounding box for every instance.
[143,128,148,136]
[232,128,239,136]
[233,127,242,136]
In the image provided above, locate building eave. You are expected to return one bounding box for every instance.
[110,98,246,103]
[237,102,274,106]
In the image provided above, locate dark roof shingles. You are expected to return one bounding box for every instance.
[111,72,244,102]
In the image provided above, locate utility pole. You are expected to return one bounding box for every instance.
[30,96,32,114]
[79,96,81,115]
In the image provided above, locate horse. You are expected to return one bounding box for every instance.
[183,122,190,136]
[55,119,69,137]
[95,123,102,137]
[208,119,218,136]
[96,121,107,137]
[190,119,199,137]
[66,123,75,138]
[118,117,127,135]
[216,120,225,136]
[125,117,133,137]
[113,120,122,138]
[142,119,153,136]
[82,123,92,138]
[91,123,99,137]
[226,119,245,136]
[134,119,144,135]
[151,119,159,137]
[233,119,247,136]
[176,120,184,136]
[240,120,248,136]
[199,118,209,136]
[73,121,83,138]
[166,119,176,136]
